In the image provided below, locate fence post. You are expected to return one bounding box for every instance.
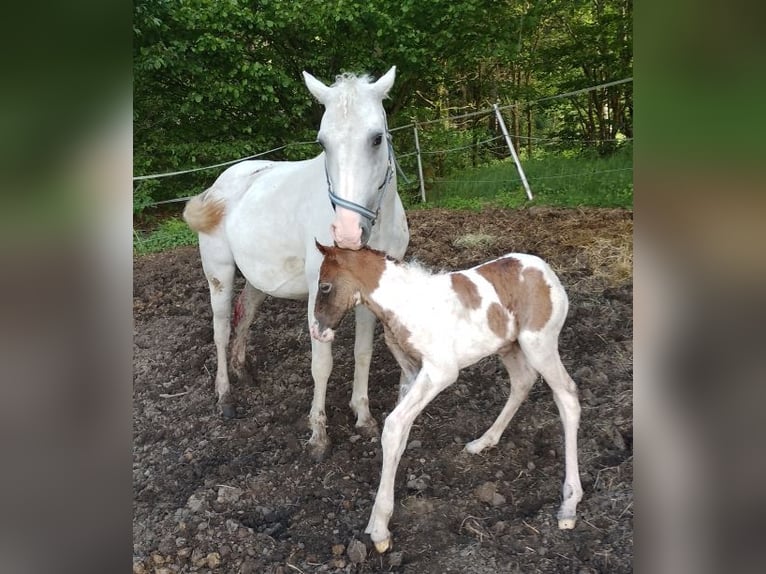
[493,103,533,200]
[413,125,426,202]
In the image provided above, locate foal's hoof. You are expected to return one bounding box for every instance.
[558,517,577,530]
[220,403,237,419]
[373,537,391,554]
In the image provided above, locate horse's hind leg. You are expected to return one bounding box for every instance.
[229,281,267,386]
[519,331,583,530]
[199,235,237,418]
[465,342,537,454]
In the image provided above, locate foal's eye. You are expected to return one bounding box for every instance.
[319,282,332,294]
[372,133,383,147]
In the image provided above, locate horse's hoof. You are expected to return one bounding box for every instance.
[357,419,380,439]
[220,403,237,419]
[309,441,330,462]
[558,517,576,530]
[373,537,391,554]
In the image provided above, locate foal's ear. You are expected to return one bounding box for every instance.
[303,71,331,104]
[314,239,331,256]
[372,66,396,98]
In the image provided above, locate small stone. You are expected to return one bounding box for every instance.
[491,520,507,535]
[388,551,404,567]
[187,494,206,513]
[132,561,147,574]
[225,519,240,533]
[347,539,367,564]
[349,434,361,443]
[332,543,345,556]
[491,492,507,507]
[527,461,536,471]
[155,568,173,574]
[191,548,206,567]
[217,486,244,504]
[475,481,497,504]
[158,538,176,556]
[406,475,429,491]
[332,558,346,568]
[150,553,165,565]
[177,547,191,559]
[407,439,422,450]
[206,552,222,568]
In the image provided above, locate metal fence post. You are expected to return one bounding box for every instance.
[413,125,426,202]
[493,103,533,200]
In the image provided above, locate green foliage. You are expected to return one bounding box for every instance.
[133,217,198,254]
[134,0,632,212]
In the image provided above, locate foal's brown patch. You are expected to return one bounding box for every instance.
[486,302,509,339]
[451,273,481,310]
[477,257,552,331]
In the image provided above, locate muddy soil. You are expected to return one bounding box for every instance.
[133,207,633,573]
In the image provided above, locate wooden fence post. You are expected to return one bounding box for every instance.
[493,103,533,200]
[413,125,426,202]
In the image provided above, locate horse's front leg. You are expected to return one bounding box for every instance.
[350,305,378,437]
[307,295,333,461]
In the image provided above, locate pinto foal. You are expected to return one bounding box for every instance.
[310,242,583,553]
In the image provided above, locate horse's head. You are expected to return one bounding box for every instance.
[303,67,397,250]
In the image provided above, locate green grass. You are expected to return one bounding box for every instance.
[133,217,198,255]
[412,145,633,210]
[133,147,632,253]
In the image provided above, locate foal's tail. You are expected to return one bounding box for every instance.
[183,191,225,235]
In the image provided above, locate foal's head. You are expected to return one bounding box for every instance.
[303,67,397,250]
[310,242,386,342]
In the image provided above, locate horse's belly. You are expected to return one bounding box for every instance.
[239,256,309,300]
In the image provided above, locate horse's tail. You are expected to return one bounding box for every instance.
[183,190,225,234]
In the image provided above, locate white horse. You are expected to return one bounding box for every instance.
[183,68,410,460]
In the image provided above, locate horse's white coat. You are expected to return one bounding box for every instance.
[311,248,583,552]
[184,69,409,459]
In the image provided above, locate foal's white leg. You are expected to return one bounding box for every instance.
[519,332,583,530]
[229,281,267,384]
[465,343,538,454]
[366,367,455,553]
[199,235,236,418]
[350,306,378,436]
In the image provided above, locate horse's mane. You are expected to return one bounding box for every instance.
[331,72,374,88]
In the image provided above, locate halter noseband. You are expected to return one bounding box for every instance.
[324,133,394,227]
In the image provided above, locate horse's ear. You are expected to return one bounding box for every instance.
[303,71,331,104]
[372,66,396,98]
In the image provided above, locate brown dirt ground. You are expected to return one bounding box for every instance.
[133,207,633,574]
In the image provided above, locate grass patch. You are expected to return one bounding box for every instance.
[414,145,633,210]
[453,233,497,250]
[134,217,197,255]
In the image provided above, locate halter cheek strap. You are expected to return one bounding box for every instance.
[325,115,395,226]
[325,137,393,226]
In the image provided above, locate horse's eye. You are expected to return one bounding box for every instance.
[319,282,332,294]
[372,133,383,147]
